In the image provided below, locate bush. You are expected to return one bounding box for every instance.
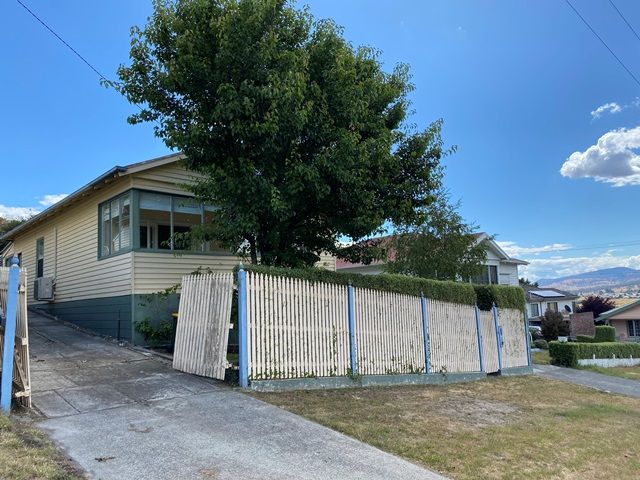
[541,310,570,341]
[533,339,549,350]
[575,334,595,343]
[594,325,616,342]
[473,284,526,311]
[529,327,544,340]
[549,341,640,367]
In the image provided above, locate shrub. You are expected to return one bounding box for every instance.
[529,327,544,340]
[473,284,526,311]
[575,334,595,343]
[533,339,549,350]
[594,325,616,342]
[541,310,570,341]
[549,341,640,367]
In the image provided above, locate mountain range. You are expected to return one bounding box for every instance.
[538,267,640,295]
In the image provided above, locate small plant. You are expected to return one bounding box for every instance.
[134,318,173,347]
[541,310,570,341]
[533,339,548,350]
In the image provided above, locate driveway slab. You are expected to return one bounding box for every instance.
[534,364,640,398]
[28,311,445,479]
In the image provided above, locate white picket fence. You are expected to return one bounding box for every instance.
[245,271,529,380]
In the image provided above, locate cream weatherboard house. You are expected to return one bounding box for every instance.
[0,153,334,344]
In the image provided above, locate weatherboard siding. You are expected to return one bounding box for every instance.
[130,161,204,195]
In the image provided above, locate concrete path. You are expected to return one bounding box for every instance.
[29,312,444,480]
[534,364,640,398]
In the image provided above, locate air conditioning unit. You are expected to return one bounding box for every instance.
[34,277,55,301]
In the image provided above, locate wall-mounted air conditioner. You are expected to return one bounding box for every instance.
[34,277,55,301]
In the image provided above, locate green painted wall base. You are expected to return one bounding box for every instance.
[499,366,534,376]
[250,371,488,392]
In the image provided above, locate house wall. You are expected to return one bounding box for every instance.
[607,305,640,342]
[527,299,576,319]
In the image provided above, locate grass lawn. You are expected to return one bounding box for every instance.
[253,376,640,479]
[531,350,550,365]
[0,414,83,480]
[578,364,640,381]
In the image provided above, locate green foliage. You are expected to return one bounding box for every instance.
[549,341,640,368]
[473,284,526,311]
[529,327,543,340]
[541,310,570,341]
[0,217,24,251]
[577,295,616,319]
[239,264,477,305]
[134,318,173,347]
[116,0,450,268]
[594,326,616,342]
[519,277,539,287]
[575,334,595,343]
[533,339,549,350]
[383,195,486,281]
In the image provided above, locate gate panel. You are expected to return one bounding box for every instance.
[479,310,500,373]
[173,273,234,379]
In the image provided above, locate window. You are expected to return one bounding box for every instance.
[546,302,558,313]
[99,193,131,257]
[35,237,44,278]
[628,320,640,337]
[530,303,540,317]
[470,265,499,285]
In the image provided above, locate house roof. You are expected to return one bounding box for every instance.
[597,298,640,322]
[336,232,528,270]
[523,285,578,302]
[1,152,184,241]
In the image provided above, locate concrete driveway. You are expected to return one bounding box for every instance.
[29,311,444,480]
[534,363,640,398]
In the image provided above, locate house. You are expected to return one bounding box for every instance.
[0,153,335,344]
[597,299,640,342]
[336,232,528,286]
[524,286,579,326]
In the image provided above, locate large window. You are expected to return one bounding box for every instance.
[99,193,131,257]
[628,320,640,337]
[530,303,540,317]
[35,237,44,278]
[470,265,499,285]
[546,302,558,313]
[99,190,219,258]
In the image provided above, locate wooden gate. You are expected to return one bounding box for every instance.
[479,309,500,373]
[173,273,234,380]
[0,266,31,407]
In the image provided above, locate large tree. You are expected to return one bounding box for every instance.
[383,194,487,281]
[115,0,450,267]
[578,295,615,320]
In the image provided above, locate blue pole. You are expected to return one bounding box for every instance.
[1,256,21,413]
[524,308,532,367]
[474,306,485,372]
[347,283,357,376]
[420,294,430,374]
[492,303,503,371]
[237,264,248,388]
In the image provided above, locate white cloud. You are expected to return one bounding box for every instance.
[38,194,68,207]
[519,252,640,281]
[590,102,622,119]
[0,205,37,220]
[498,241,572,256]
[560,126,640,186]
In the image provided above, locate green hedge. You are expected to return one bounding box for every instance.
[549,341,640,367]
[474,284,526,311]
[594,326,616,342]
[575,335,595,343]
[238,265,479,305]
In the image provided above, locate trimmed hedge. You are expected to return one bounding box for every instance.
[237,264,526,310]
[474,284,526,311]
[239,264,477,305]
[594,326,616,342]
[549,341,640,367]
[575,335,595,343]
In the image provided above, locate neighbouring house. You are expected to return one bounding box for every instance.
[597,299,640,342]
[0,153,335,345]
[524,286,579,326]
[336,232,528,286]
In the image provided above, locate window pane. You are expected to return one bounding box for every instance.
[173,197,201,250]
[489,266,498,284]
[101,204,111,256]
[120,195,131,249]
[36,238,44,278]
[139,192,171,249]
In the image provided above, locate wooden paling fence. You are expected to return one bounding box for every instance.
[173,273,234,380]
[241,270,530,382]
[0,265,31,408]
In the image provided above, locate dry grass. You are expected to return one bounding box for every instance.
[253,376,640,479]
[532,350,551,364]
[578,364,640,381]
[0,414,84,480]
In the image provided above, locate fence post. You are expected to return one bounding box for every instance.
[1,256,20,413]
[347,283,357,376]
[420,294,430,374]
[474,306,485,373]
[492,302,503,371]
[237,264,248,388]
[524,308,532,367]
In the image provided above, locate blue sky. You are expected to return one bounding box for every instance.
[3,0,640,280]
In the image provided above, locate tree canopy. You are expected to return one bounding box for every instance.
[116,0,450,267]
[0,217,23,252]
[578,295,616,320]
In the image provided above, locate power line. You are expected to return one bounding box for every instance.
[565,0,640,89]
[608,0,640,44]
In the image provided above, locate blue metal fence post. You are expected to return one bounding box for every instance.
[1,256,21,413]
[492,302,503,371]
[237,264,248,388]
[420,294,430,374]
[524,308,532,367]
[474,306,485,373]
[347,283,357,376]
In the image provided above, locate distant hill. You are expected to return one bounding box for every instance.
[538,267,640,295]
